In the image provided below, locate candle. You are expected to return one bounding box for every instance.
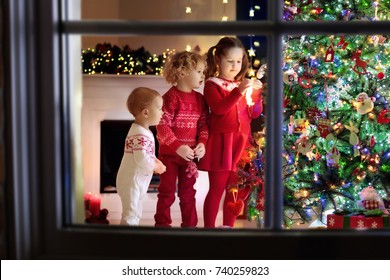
[89,194,101,217]
[84,192,92,211]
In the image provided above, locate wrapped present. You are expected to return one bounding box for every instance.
[327,214,390,229]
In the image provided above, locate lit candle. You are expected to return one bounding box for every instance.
[84,192,92,211]
[89,194,101,217]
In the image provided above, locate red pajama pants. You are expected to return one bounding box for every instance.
[154,154,197,227]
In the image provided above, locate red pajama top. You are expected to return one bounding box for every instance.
[156,86,209,156]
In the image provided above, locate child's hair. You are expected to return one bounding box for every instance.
[163,51,205,84]
[205,37,249,81]
[126,87,161,116]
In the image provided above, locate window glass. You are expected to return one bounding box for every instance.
[80,0,268,21]
[283,0,390,21]
[73,35,268,229]
[282,34,390,229]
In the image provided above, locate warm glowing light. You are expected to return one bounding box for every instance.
[185,7,192,14]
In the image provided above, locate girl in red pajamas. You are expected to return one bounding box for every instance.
[154,51,209,227]
[198,37,263,228]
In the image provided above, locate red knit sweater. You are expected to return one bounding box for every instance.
[156,86,209,156]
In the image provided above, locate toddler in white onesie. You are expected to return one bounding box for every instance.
[116,87,166,225]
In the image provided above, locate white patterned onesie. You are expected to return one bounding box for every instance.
[116,123,156,225]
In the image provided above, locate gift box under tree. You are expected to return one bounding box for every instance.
[327,213,390,229]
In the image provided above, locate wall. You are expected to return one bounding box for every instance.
[81,0,237,55]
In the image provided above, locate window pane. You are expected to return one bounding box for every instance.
[70,35,268,229]
[282,34,390,229]
[80,0,268,21]
[283,0,390,21]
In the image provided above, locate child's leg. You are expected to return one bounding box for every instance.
[222,171,238,227]
[203,170,230,228]
[177,161,197,227]
[154,155,178,227]
[119,184,141,225]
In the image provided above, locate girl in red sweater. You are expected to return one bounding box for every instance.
[198,37,263,228]
[154,51,209,227]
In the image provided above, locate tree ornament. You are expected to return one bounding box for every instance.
[283,95,290,108]
[344,121,359,146]
[283,4,298,21]
[377,72,385,80]
[256,63,267,80]
[294,118,309,134]
[357,186,389,215]
[353,146,360,157]
[317,118,332,138]
[283,69,298,85]
[226,188,244,216]
[337,35,349,50]
[296,135,315,160]
[370,135,376,147]
[298,76,312,88]
[307,107,324,123]
[288,115,295,134]
[355,92,376,115]
[326,147,340,168]
[314,149,322,162]
[377,109,390,124]
[351,50,369,75]
[324,45,335,62]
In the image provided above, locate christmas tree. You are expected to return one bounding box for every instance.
[233,1,390,228]
[280,0,390,228]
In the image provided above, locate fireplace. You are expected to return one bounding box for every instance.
[100,120,160,193]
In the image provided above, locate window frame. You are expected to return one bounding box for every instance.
[4,0,390,259]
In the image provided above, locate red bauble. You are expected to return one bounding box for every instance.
[377,72,385,80]
[227,200,245,216]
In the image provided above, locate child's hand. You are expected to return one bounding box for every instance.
[176,145,195,161]
[252,79,263,90]
[154,158,166,174]
[193,143,206,159]
[238,78,252,96]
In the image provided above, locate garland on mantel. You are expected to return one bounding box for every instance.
[82,43,174,75]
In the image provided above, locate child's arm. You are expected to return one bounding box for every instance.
[154,158,166,174]
[156,93,182,153]
[203,81,243,115]
[132,142,156,174]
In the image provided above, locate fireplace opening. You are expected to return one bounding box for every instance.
[100,120,160,193]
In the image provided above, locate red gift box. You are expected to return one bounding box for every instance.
[327,214,389,229]
[327,214,345,229]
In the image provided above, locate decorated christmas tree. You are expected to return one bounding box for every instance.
[233,1,390,228]
[280,0,390,228]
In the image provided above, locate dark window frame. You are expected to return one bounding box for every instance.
[4,0,390,259]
